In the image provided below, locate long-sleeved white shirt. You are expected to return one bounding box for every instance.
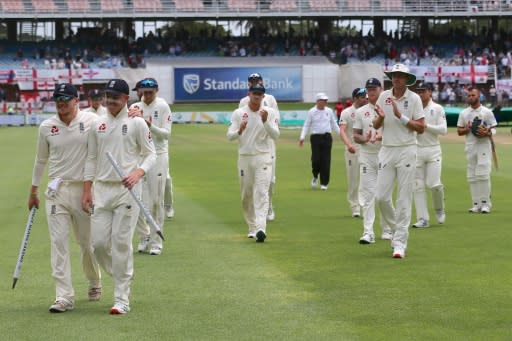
[129,97,172,155]
[300,105,339,141]
[32,110,97,186]
[376,88,424,147]
[353,103,382,154]
[457,104,497,148]
[84,106,156,182]
[227,105,279,155]
[417,99,447,147]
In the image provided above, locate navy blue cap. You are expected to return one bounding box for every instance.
[88,89,102,98]
[248,73,263,81]
[53,83,78,98]
[416,82,433,91]
[249,83,266,93]
[105,79,129,95]
[365,78,382,88]
[132,80,142,91]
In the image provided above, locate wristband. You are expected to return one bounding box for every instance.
[400,115,410,125]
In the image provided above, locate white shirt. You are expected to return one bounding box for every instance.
[84,106,156,182]
[339,105,359,151]
[227,105,279,155]
[457,104,497,148]
[32,110,97,186]
[300,105,340,140]
[129,97,172,155]
[354,103,382,154]
[376,88,424,147]
[418,100,447,147]
[83,105,107,116]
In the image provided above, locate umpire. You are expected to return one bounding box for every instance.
[299,93,340,190]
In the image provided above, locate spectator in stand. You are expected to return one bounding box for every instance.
[335,99,344,124]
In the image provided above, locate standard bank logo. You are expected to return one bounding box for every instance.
[183,74,200,95]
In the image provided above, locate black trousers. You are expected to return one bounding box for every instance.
[310,133,333,186]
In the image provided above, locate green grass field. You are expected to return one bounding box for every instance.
[1,124,511,341]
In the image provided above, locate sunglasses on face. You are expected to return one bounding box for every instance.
[53,95,74,102]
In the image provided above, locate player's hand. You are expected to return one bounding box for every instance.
[145,116,152,128]
[128,106,143,118]
[348,144,356,154]
[259,109,268,123]
[238,120,247,135]
[299,139,304,147]
[28,194,39,210]
[390,100,401,118]
[122,169,145,189]
[375,104,385,118]
[81,191,93,214]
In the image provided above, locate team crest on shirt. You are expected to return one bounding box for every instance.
[154,111,159,119]
[242,113,249,121]
[385,97,393,105]
[79,122,84,133]
[98,123,107,132]
[350,112,355,119]
[122,124,128,135]
[50,125,59,135]
[404,100,409,110]
[364,111,370,117]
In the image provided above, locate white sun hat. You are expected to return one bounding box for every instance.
[384,63,417,86]
[315,92,329,101]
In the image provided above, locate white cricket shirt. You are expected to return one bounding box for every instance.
[354,103,382,154]
[300,105,340,140]
[339,105,359,151]
[417,100,447,147]
[457,105,497,147]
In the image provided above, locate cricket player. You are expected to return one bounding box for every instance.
[129,78,172,255]
[228,83,279,242]
[339,87,368,217]
[28,83,101,313]
[239,72,280,221]
[83,89,107,116]
[353,78,393,244]
[456,87,497,214]
[82,79,156,314]
[412,82,448,228]
[373,64,425,259]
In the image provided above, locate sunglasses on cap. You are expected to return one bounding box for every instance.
[140,79,158,88]
[53,95,74,102]
[356,88,367,96]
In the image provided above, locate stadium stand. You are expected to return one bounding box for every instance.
[0,0,24,11]
[100,0,124,11]
[66,0,90,11]
[309,0,338,10]
[133,0,163,11]
[269,0,297,11]
[31,0,58,11]
[227,0,257,11]
[380,0,402,11]
[174,0,204,11]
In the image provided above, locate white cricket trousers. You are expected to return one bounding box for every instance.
[136,153,168,249]
[414,145,444,221]
[238,153,272,235]
[345,150,360,215]
[466,143,492,207]
[46,181,101,302]
[376,145,417,250]
[91,181,140,306]
[358,152,390,237]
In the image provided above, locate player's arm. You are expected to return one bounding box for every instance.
[82,126,98,213]
[456,113,471,136]
[29,126,49,210]
[299,111,312,146]
[227,110,243,140]
[426,106,448,136]
[262,108,280,140]
[149,104,172,140]
[372,104,385,129]
[339,122,356,153]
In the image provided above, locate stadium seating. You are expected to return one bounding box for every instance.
[31,0,57,11]
[100,0,124,11]
[380,0,402,11]
[227,0,257,11]
[0,0,24,11]
[66,0,90,11]
[269,0,297,11]
[134,0,162,11]
[309,0,338,11]
[174,0,204,11]
[346,0,371,10]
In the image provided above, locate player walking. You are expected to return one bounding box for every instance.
[82,79,156,314]
[412,82,448,228]
[29,83,101,313]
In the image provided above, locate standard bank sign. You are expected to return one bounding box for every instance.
[174,67,302,101]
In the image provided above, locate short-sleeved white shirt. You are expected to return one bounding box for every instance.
[376,88,424,147]
[457,105,497,148]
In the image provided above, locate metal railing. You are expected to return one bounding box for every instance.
[1,0,511,19]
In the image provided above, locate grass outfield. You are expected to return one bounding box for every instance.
[1,125,511,340]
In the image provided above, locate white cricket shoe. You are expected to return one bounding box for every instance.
[393,247,405,259]
[468,204,481,213]
[137,235,150,253]
[412,218,430,228]
[110,302,130,315]
[165,206,175,219]
[381,231,393,240]
[480,204,491,214]
[149,246,162,255]
[311,177,318,188]
[359,233,375,244]
[436,210,446,224]
[49,298,74,313]
[320,185,328,191]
